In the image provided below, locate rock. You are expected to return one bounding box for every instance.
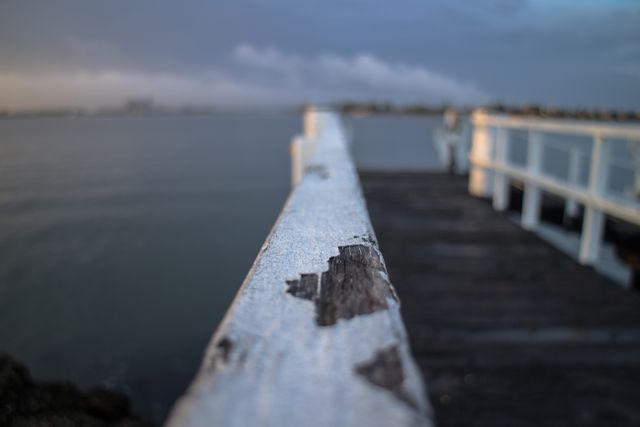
[0,354,149,427]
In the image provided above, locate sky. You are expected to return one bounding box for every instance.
[0,0,639,110]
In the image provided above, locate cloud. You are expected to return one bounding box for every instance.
[616,44,640,58]
[0,45,489,109]
[618,64,640,79]
[0,0,638,109]
[233,44,490,104]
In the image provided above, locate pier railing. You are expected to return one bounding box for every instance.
[467,111,640,265]
[166,108,432,427]
[433,110,471,175]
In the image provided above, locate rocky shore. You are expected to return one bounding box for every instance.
[0,354,149,427]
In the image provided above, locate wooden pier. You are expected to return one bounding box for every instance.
[361,170,640,427]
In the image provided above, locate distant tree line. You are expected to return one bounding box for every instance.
[334,101,640,122]
[0,98,218,119]
[334,102,447,116]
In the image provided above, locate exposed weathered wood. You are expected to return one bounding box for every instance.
[166,112,432,427]
[355,346,418,410]
[288,245,396,327]
[361,171,640,427]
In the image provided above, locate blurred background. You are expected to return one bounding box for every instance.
[0,1,639,425]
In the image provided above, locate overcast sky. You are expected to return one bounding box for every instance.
[1,0,639,110]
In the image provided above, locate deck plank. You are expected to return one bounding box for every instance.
[360,171,640,427]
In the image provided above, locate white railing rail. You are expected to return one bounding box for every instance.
[166,108,432,427]
[468,110,640,265]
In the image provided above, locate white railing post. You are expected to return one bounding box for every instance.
[633,141,640,199]
[469,110,494,198]
[580,208,605,265]
[579,135,609,264]
[492,128,510,211]
[522,131,543,230]
[291,108,321,187]
[290,136,311,187]
[434,129,452,170]
[564,146,581,222]
[455,120,471,175]
[304,106,319,138]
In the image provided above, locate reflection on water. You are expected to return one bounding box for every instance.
[0,114,297,423]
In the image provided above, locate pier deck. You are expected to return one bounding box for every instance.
[360,171,640,427]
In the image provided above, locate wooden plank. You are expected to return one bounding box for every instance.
[360,170,640,427]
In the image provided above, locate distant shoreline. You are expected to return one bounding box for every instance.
[0,98,299,120]
[1,102,639,122]
[336,103,640,122]
[0,108,299,120]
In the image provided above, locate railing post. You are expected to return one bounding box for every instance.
[434,129,452,171]
[291,108,321,187]
[580,207,605,264]
[290,136,308,187]
[469,110,494,198]
[579,135,608,264]
[633,141,640,199]
[492,128,510,211]
[564,146,581,223]
[522,131,543,230]
[455,120,471,175]
[304,106,319,138]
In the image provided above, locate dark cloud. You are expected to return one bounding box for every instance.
[0,0,638,109]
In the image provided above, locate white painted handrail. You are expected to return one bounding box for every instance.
[468,110,640,265]
[166,108,432,427]
[474,114,640,140]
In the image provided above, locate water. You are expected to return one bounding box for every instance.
[346,115,442,171]
[0,114,297,423]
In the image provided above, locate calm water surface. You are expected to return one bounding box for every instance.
[0,114,297,422]
[346,115,441,170]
